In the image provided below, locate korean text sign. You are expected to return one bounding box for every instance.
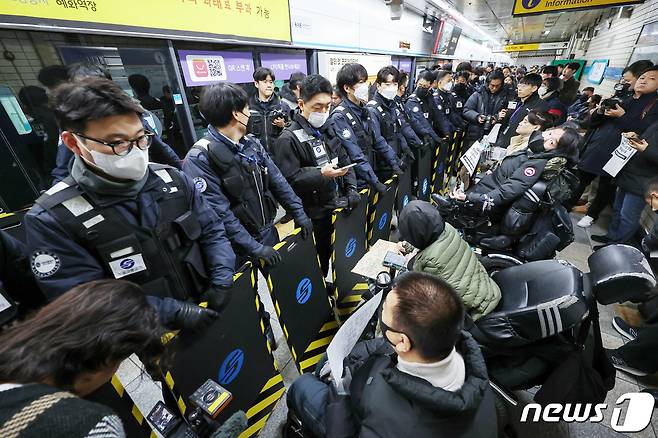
[2,0,291,43]
[178,50,255,86]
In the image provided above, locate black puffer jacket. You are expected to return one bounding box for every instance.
[463,87,514,140]
[326,333,497,438]
[467,140,571,211]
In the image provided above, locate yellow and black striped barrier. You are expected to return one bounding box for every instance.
[331,188,370,322]
[86,374,156,437]
[265,229,339,374]
[163,263,284,438]
[367,179,396,247]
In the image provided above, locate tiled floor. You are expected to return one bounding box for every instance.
[117,207,658,437]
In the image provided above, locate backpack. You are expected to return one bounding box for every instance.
[545,167,580,205]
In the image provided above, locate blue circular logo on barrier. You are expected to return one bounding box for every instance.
[422,178,429,195]
[403,195,410,207]
[296,277,313,304]
[522,0,540,8]
[345,237,357,258]
[218,349,244,386]
[378,213,388,230]
[119,259,134,269]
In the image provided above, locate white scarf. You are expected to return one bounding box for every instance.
[396,348,466,392]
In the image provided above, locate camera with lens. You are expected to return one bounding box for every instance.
[613,82,630,98]
[483,115,494,132]
[268,109,286,120]
[601,98,622,111]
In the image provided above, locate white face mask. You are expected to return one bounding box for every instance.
[379,85,398,101]
[308,110,330,128]
[354,82,369,102]
[538,85,548,96]
[76,136,149,181]
[442,81,454,92]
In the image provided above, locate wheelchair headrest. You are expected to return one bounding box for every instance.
[587,245,657,305]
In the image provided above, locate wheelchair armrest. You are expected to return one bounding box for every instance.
[587,244,657,304]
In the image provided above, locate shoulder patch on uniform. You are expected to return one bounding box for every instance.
[45,181,70,196]
[524,166,536,177]
[193,177,207,193]
[413,106,420,112]
[342,129,352,139]
[193,138,211,150]
[31,250,61,278]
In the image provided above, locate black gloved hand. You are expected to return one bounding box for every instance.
[392,165,404,178]
[346,189,361,209]
[172,303,219,332]
[374,181,387,194]
[423,135,434,150]
[202,286,232,313]
[296,218,314,240]
[255,245,281,267]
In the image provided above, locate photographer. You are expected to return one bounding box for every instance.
[0,280,164,437]
[575,66,658,232]
[286,272,496,438]
[247,67,291,152]
[463,70,512,148]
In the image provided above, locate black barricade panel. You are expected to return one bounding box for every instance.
[395,169,413,216]
[431,140,444,194]
[368,179,396,247]
[416,147,433,201]
[267,230,338,374]
[331,189,369,319]
[86,375,155,438]
[164,263,283,438]
[448,130,465,178]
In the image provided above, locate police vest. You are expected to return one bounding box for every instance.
[292,127,331,167]
[366,100,401,152]
[407,95,431,120]
[193,135,276,235]
[435,91,452,115]
[34,165,208,301]
[332,105,375,164]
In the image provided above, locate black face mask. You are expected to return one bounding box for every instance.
[416,87,430,99]
[528,131,546,153]
[453,83,466,93]
[379,310,412,349]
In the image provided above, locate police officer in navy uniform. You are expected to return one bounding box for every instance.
[24,78,233,330]
[51,63,181,184]
[395,72,423,150]
[247,67,291,152]
[451,71,472,121]
[405,71,442,147]
[330,63,402,193]
[184,82,312,268]
[366,66,415,183]
[274,75,360,277]
[433,70,458,140]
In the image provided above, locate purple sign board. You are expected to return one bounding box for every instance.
[260,52,307,80]
[398,58,413,73]
[178,50,255,87]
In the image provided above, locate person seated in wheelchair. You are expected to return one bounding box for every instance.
[397,200,501,320]
[448,126,580,235]
[286,272,497,438]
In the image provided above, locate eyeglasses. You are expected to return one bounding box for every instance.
[74,131,154,157]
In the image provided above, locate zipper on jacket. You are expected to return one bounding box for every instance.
[252,168,266,227]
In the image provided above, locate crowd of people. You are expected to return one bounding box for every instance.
[1,56,658,438]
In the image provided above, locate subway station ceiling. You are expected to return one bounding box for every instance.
[408,0,607,45]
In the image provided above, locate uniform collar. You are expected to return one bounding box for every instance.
[70,155,149,200]
[208,125,244,152]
